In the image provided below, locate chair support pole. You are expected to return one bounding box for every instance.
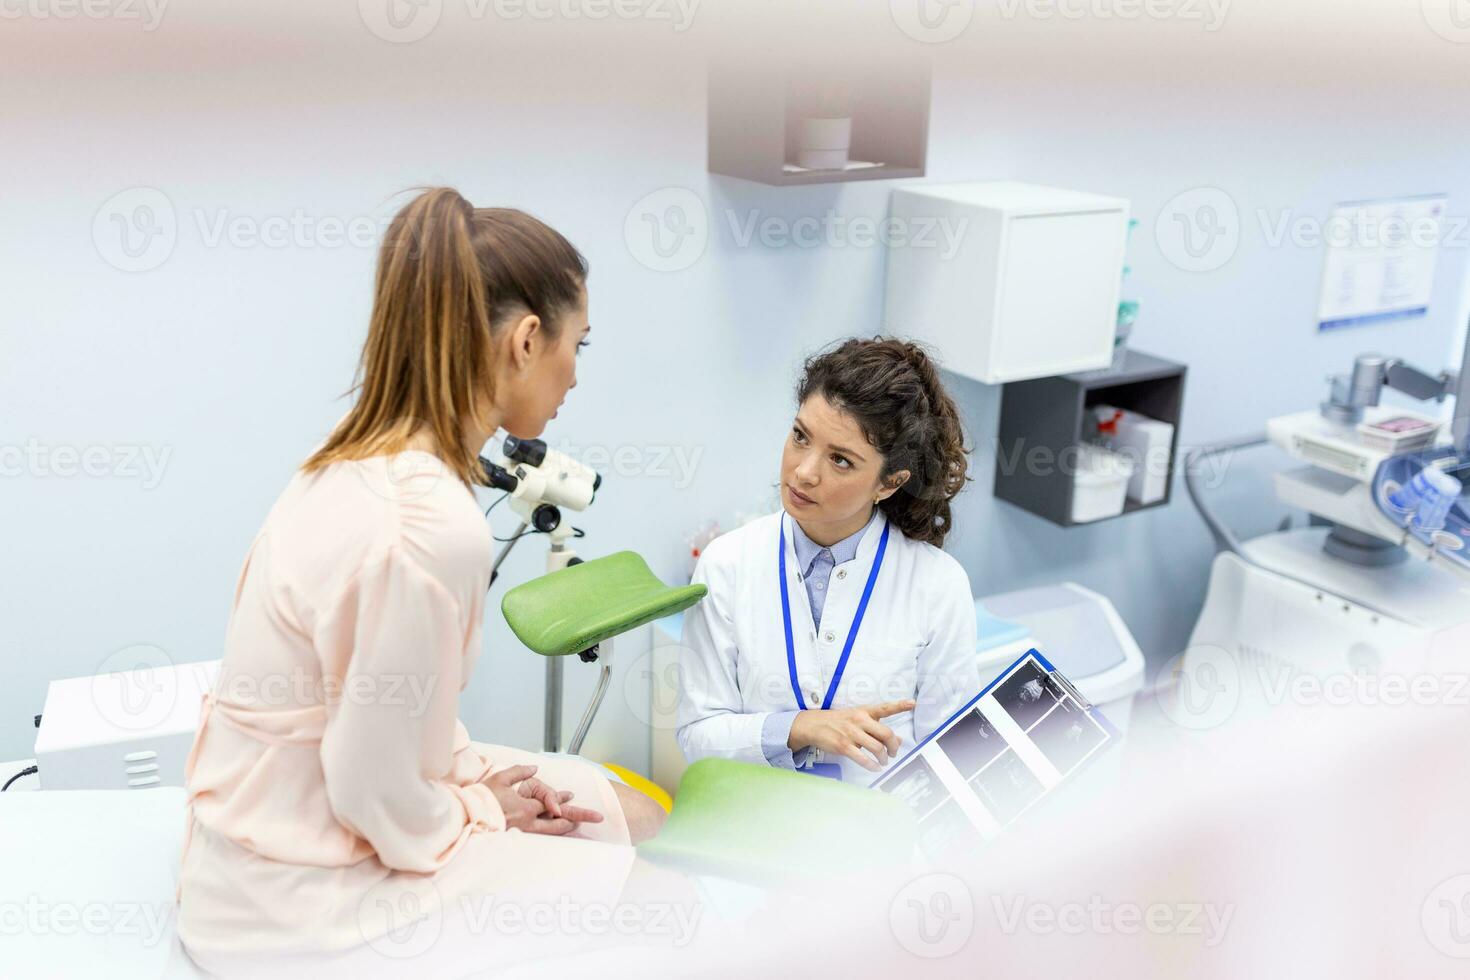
[568,663,613,757]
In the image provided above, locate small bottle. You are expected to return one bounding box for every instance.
[1387,467,1456,517]
[1410,469,1464,534]
[1393,467,1464,528]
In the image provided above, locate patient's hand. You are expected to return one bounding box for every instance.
[485,764,605,835]
[787,700,915,772]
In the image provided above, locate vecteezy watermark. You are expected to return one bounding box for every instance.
[0,0,169,30]
[89,645,442,734]
[359,876,444,960]
[90,644,190,733]
[620,642,685,732]
[349,420,449,504]
[724,209,968,259]
[991,437,1232,490]
[92,188,396,272]
[1255,205,1468,252]
[993,0,1230,30]
[215,667,442,718]
[544,439,703,490]
[624,187,709,273]
[890,0,1228,42]
[623,187,970,272]
[457,894,701,946]
[1423,873,1470,958]
[0,897,174,946]
[890,873,975,958]
[93,187,178,273]
[357,876,702,960]
[0,439,171,489]
[1256,667,1470,710]
[1155,188,1469,273]
[1155,645,1242,732]
[1421,0,1470,44]
[356,0,699,43]
[991,893,1235,947]
[1155,646,1470,731]
[889,0,975,44]
[1155,187,1241,273]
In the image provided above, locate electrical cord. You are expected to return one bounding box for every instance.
[2,765,38,792]
[1183,430,1403,621]
[1184,433,1267,558]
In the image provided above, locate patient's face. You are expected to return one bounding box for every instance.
[781,394,891,542]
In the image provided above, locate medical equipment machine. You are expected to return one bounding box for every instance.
[31,658,220,790]
[479,435,609,751]
[500,550,707,756]
[480,435,601,581]
[1185,335,1470,706]
[976,582,1147,737]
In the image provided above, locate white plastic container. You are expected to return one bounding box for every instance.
[1070,444,1134,523]
[1096,406,1174,505]
[796,117,852,170]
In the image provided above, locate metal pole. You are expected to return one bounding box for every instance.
[569,663,613,756]
[543,657,563,753]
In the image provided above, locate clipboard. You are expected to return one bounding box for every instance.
[870,649,1117,859]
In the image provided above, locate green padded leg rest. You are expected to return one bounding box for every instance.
[636,759,918,882]
[501,551,707,657]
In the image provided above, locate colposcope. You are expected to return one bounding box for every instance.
[479,436,607,754]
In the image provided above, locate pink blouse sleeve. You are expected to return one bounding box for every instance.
[317,545,506,873]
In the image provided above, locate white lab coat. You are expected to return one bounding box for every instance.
[677,510,980,785]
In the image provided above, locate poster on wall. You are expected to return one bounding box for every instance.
[1317,194,1447,332]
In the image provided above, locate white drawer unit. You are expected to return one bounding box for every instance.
[883,181,1130,384]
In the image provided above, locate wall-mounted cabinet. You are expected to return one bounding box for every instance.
[707,55,930,186]
[994,350,1188,528]
[884,182,1131,384]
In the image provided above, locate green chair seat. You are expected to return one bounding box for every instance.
[501,551,707,657]
[637,759,918,882]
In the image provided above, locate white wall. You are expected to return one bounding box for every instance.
[4,0,1468,763]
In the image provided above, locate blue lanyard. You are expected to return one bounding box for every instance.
[778,515,892,711]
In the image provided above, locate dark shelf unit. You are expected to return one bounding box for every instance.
[707,55,930,186]
[994,350,1188,527]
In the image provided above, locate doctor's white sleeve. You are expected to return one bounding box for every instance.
[675,552,774,766]
[913,561,981,744]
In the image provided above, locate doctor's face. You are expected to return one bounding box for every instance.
[781,394,898,541]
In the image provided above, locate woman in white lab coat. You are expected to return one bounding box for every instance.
[678,337,981,784]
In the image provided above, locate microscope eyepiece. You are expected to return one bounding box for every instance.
[503,436,547,468]
[478,456,520,493]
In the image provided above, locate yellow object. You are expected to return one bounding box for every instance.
[602,763,673,813]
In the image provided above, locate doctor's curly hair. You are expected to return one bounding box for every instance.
[796,337,971,547]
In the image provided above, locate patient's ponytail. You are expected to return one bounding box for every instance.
[303,187,587,487]
[796,337,971,547]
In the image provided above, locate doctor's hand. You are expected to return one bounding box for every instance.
[787,700,916,772]
[485,765,605,835]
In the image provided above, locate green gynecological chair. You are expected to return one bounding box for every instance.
[501,551,919,881]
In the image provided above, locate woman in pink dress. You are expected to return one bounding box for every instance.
[177,187,668,977]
